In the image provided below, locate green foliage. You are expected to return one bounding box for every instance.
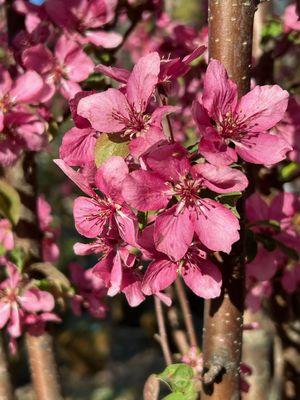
[159,364,198,400]
[279,162,300,182]
[0,179,21,225]
[261,20,283,41]
[94,133,130,167]
[8,247,26,270]
[216,191,242,218]
[245,229,258,263]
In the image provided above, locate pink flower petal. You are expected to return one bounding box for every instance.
[192,199,240,253]
[182,260,222,298]
[142,259,178,295]
[154,205,194,261]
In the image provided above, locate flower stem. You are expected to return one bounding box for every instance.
[0,334,15,400]
[154,297,172,365]
[175,279,197,348]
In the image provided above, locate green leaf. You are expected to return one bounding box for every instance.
[94,133,129,167]
[159,364,194,391]
[30,262,71,291]
[0,180,21,225]
[163,394,185,400]
[279,162,300,182]
[261,20,282,40]
[8,247,26,269]
[0,244,5,257]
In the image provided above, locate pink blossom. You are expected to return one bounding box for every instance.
[0,219,14,251]
[193,60,291,166]
[44,0,122,48]
[37,195,60,262]
[22,35,94,100]
[245,280,272,313]
[140,226,222,299]
[0,262,58,338]
[123,143,248,260]
[274,97,300,163]
[74,236,145,307]
[281,263,300,294]
[283,4,300,33]
[78,52,179,158]
[247,192,300,254]
[54,157,137,245]
[0,67,46,166]
[69,262,107,318]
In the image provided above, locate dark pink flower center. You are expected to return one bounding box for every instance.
[172,176,202,206]
[112,107,151,139]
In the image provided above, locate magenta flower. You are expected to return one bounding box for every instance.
[246,192,300,281]
[274,98,300,163]
[139,226,221,299]
[74,236,145,307]
[123,143,248,260]
[283,4,300,33]
[0,262,58,338]
[69,262,107,318]
[22,35,94,100]
[37,195,60,262]
[0,67,46,166]
[54,157,137,245]
[0,219,14,251]
[78,52,178,158]
[44,0,122,48]
[59,91,99,167]
[193,60,291,166]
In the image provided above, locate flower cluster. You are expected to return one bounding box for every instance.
[56,50,291,306]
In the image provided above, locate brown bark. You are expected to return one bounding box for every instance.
[202,1,258,399]
[3,154,63,400]
[0,334,15,400]
[25,333,63,400]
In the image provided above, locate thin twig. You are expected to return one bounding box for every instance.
[175,279,197,348]
[154,297,172,365]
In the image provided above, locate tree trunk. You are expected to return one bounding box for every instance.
[202,1,258,399]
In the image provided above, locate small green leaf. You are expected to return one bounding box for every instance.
[8,247,26,269]
[163,394,185,400]
[279,162,300,182]
[94,133,129,167]
[30,262,71,291]
[0,244,5,257]
[0,179,21,225]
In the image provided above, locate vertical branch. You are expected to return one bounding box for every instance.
[154,297,172,365]
[25,333,63,400]
[0,334,15,400]
[202,1,258,398]
[175,279,197,348]
[3,154,63,400]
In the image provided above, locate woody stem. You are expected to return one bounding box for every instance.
[175,279,197,348]
[154,297,173,365]
[202,1,259,399]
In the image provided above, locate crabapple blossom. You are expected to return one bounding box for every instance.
[193,60,291,166]
[78,52,179,158]
[0,261,59,339]
[0,219,14,251]
[22,35,94,99]
[123,142,248,260]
